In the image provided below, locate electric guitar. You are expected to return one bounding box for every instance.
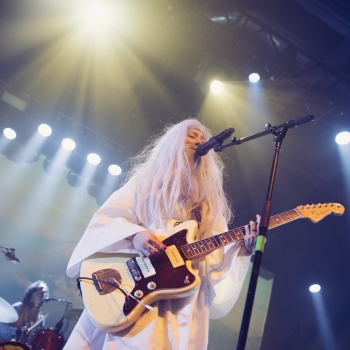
[79,202,344,332]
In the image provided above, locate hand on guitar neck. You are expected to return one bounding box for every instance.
[242,214,261,255]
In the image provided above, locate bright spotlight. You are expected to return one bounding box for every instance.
[309,284,321,293]
[3,128,16,140]
[62,138,76,151]
[81,0,113,29]
[335,131,350,145]
[249,73,260,83]
[108,164,122,176]
[38,124,52,137]
[87,153,101,165]
[210,80,224,94]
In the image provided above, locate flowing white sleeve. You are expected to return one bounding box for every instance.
[205,217,252,319]
[66,178,146,277]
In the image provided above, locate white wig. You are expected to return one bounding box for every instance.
[127,119,232,236]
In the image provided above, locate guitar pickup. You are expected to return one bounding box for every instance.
[135,257,156,278]
[165,245,185,268]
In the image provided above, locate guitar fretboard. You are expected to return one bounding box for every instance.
[180,209,301,259]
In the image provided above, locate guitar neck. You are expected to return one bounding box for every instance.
[181,208,302,259]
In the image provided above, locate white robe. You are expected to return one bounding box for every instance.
[64,179,251,350]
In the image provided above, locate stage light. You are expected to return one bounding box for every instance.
[335,131,350,145]
[62,138,76,151]
[249,73,260,83]
[108,164,122,176]
[38,124,52,137]
[210,80,224,94]
[80,0,114,29]
[309,284,321,293]
[67,170,84,187]
[3,128,16,140]
[87,153,101,165]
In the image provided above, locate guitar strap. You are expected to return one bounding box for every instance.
[192,207,202,229]
[173,207,201,229]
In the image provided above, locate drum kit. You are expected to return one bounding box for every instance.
[0,297,83,350]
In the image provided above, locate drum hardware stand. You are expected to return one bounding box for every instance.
[213,115,315,349]
[53,299,73,332]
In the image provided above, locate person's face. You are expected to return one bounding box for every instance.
[30,286,46,304]
[185,128,205,147]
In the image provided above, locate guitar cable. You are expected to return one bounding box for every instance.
[76,277,128,298]
[76,277,156,313]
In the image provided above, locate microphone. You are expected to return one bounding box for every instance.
[196,127,235,157]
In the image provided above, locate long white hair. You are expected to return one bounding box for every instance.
[127,119,232,235]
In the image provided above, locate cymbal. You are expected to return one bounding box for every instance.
[64,309,83,323]
[0,297,18,323]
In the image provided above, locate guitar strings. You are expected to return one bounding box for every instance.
[84,211,299,279]
[90,230,246,278]
[78,211,302,297]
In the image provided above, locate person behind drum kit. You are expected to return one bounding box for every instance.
[0,280,49,342]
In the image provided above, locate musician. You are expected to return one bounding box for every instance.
[0,280,49,341]
[64,119,259,349]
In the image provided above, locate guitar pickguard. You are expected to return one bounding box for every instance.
[122,228,196,314]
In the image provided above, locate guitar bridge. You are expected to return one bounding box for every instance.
[92,269,122,295]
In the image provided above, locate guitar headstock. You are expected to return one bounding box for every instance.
[296,203,345,223]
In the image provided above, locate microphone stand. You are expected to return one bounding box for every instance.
[45,298,72,332]
[214,115,314,350]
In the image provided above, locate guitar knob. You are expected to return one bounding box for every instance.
[134,290,144,299]
[147,281,156,290]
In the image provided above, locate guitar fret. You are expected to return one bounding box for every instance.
[225,233,236,243]
[226,232,235,242]
[288,209,300,219]
[197,241,208,253]
[281,213,290,223]
[233,229,245,240]
[269,217,277,227]
[183,244,196,258]
[181,206,306,259]
[271,215,284,225]
[213,236,223,247]
[205,238,217,250]
[218,234,229,245]
[284,211,292,220]
[201,239,212,252]
[268,209,301,229]
[192,242,202,254]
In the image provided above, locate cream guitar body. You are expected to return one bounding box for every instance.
[80,220,201,332]
[79,203,344,332]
